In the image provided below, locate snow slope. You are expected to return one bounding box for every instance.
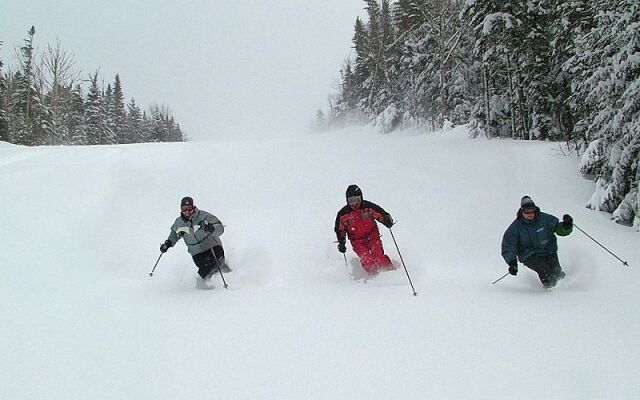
[1,126,638,399]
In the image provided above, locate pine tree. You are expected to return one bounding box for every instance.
[103,83,117,144]
[68,84,86,145]
[0,39,7,142]
[112,74,126,143]
[395,0,469,129]
[10,26,48,145]
[84,71,104,145]
[125,98,143,143]
[352,16,371,111]
[571,0,640,227]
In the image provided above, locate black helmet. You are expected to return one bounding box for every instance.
[345,184,362,203]
[181,196,194,207]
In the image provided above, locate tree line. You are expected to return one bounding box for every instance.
[318,0,639,230]
[0,27,185,146]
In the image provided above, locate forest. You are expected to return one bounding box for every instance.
[0,27,184,147]
[320,0,639,230]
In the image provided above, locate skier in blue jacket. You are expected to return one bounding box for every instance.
[501,196,573,288]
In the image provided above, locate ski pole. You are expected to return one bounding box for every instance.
[149,253,163,277]
[573,223,629,267]
[492,272,510,285]
[211,245,229,289]
[388,227,418,296]
[335,240,348,266]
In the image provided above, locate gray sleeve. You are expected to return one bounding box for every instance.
[201,211,225,236]
[166,220,181,246]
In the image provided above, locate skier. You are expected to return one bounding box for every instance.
[334,184,395,275]
[160,196,230,289]
[501,195,573,289]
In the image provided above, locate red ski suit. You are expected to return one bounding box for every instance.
[335,200,393,273]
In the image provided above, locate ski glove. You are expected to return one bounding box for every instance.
[160,240,172,253]
[338,240,347,253]
[508,259,518,276]
[202,221,216,233]
[381,215,394,229]
[562,214,573,226]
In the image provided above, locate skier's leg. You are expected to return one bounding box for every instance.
[544,253,565,281]
[212,245,231,273]
[522,256,555,288]
[370,236,393,268]
[193,249,217,280]
[351,239,377,274]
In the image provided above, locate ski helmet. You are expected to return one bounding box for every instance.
[345,184,362,203]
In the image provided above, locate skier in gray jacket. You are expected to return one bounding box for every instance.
[160,196,230,286]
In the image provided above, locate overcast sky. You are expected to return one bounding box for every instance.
[0,1,366,140]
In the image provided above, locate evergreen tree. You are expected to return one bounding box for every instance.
[329,58,366,128]
[573,0,640,227]
[10,26,48,145]
[84,71,104,145]
[112,74,126,143]
[125,98,143,143]
[395,0,469,129]
[68,84,86,145]
[0,40,7,142]
[103,83,117,144]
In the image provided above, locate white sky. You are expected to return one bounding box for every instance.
[0,0,366,140]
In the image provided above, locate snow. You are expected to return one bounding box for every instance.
[1,125,639,399]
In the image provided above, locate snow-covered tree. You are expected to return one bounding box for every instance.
[0,40,7,142]
[125,98,143,143]
[84,71,104,145]
[112,74,126,143]
[9,26,48,146]
[68,84,86,145]
[570,0,640,228]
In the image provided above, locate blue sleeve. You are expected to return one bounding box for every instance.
[501,223,518,264]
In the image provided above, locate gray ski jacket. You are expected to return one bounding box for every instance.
[166,208,224,256]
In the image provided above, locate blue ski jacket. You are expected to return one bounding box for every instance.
[501,207,572,264]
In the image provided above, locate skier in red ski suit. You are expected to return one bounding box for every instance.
[334,184,394,274]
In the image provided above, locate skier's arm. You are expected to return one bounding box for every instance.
[364,200,392,225]
[334,210,347,242]
[550,214,572,236]
[501,224,519,264]
[200,211,225,236]
[166,227,180,246]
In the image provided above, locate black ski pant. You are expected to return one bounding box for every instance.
[522,253,563,285]
[192,245,225,279]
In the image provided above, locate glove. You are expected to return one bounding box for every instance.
[160,240,172,253]
[337,240,346,253]
[202,221,215,233]
[562,214,573,226]
[381,215,394,229]
[508,259,518,276]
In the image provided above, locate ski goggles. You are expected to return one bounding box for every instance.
[181,204,194,213]
[521,207,536,215]
[347,195,362,205]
